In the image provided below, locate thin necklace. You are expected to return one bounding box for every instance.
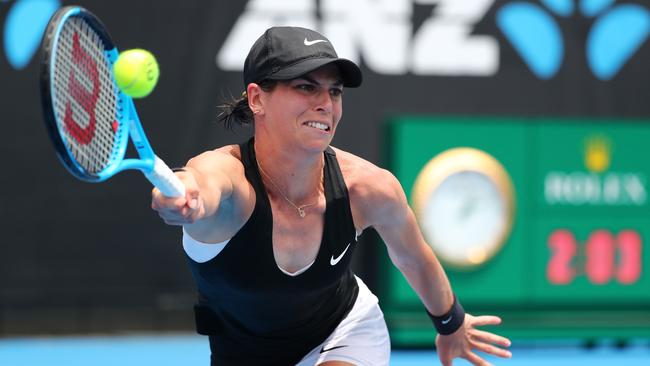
[257,161,318,218]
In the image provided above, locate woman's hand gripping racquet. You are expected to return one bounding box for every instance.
[39,6,184,197]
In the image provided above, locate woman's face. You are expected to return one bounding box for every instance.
[259,64,344,153]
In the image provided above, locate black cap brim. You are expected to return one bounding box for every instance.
[266,57,362,88]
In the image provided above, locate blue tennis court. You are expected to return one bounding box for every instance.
[1,334,649,365]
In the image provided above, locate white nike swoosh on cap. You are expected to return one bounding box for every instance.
[330,243,351,266]
[304,38,327,46]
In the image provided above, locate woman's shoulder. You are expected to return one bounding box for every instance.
[330,147,405,214]
[188,144,244,172]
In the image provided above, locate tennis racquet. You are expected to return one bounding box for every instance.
[39,6,184,197]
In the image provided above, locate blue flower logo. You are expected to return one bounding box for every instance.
[497,0,650,80]
[3,0,60,70]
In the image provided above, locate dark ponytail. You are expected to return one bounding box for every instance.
[217,79,278,129]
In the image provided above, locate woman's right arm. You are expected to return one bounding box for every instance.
[151,148,252,243]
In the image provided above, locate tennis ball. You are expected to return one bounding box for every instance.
[113,49,159,98]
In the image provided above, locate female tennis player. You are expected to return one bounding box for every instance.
[151,26,512,366]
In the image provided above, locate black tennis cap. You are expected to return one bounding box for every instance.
[243,26,362,88]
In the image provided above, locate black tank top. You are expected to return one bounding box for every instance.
[187,138,359,365]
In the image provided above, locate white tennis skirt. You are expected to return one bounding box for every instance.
[296,276,391,366]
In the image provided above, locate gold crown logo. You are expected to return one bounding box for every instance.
[584,135,611,173]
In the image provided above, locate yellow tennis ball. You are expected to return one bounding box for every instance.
[113,49,159,98]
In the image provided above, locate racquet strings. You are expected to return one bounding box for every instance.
[51,16,119,175]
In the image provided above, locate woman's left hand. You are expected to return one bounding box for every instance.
[435,313,512,366]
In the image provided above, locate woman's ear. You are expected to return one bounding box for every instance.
[247,83,264,116]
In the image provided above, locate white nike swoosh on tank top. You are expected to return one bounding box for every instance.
[330,243,351,266]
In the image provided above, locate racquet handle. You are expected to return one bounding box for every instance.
[145,156,186,197]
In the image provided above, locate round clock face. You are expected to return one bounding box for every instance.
[411,148,515,269]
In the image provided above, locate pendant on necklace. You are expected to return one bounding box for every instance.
[298,207,306,218]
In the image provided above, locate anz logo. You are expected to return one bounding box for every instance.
[1,0,647,81]
[497,0,650,80]
[2,0,60,70]
[218,0,650,80]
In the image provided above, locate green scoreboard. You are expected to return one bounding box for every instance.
[382,117,650,346]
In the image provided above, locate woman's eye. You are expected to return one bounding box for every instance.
[297,84,315,92]
[330,88,343,97]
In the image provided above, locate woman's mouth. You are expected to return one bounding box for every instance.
[304,121,331,132]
